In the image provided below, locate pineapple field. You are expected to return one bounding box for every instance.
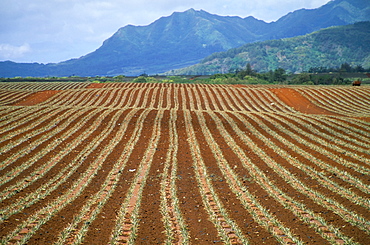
[0,82,369,244]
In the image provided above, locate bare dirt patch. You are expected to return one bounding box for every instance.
[12,90,60,106]
[87,83,105,88]
[231,84,247,88]
[270,88,340,115]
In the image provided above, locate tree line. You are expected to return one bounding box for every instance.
[307,63,370,73]
[207,63,369,85]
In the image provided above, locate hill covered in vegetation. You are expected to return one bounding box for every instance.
[166,21,370,75]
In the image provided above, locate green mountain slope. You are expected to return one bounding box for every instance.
[166,21,370,75]
[60,9,268,76]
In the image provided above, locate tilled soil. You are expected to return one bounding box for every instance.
[1,83,369,244]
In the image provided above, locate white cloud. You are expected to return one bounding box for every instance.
[0,43,31,60]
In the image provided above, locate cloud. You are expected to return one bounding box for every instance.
[0,43,31,60]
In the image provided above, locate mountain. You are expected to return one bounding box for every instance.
[1,0,370,77]
[166,21,370,75]
[55,9,268,76]
[260,0,370,40]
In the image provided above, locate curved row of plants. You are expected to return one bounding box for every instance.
[0,83,369,244]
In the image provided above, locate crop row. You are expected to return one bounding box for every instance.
[0,90,35,106]
[231,113,369,231]
[296,87,370,116]
[0,106,59,136]
[31,85,298,113]
[196,110,359,244]
[6,83,367,118]
[159,109,188,243]
[1,111,367,243]
[3,83,369,116]
[0,82,90,91]
[1,108,135,243]
[1,83,369,244]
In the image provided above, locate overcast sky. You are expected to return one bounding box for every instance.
[0,0,330,64]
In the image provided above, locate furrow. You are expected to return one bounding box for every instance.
[209,111,358,244]
[0,108,72,152]
[259,113,370,195]
[0,106,56,135]
[308,115,370,145]
[1,110,124,244]
[184,110,252,245]
[0,108,105,199]
[110,109,163,244]
[0,109,130,223]
[55,109,140,245]
[297,89,361,116]
[287,114,370,151]
[231,112,370,234]
[159,109,189,244]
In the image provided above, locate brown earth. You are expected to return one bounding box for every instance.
[1,84,369,244]
[355,117,370,122]
[12,90,60,106]
[270,88,340,116]
[87,83,105,88]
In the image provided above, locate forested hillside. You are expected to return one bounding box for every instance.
[167,21,370,75]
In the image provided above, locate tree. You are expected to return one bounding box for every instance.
[340,63,352,72]
[236,63,255,79]
[354,65,365,72]
[273,68,287,83]
[290,73,311,84]
[114,75,126,82]
[245,63,255,75]
[134,76,148,83]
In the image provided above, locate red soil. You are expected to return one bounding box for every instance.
[12,90,60,106]
[87,83,105,88]
[355,117,370,122]
[232,84,247,88]
[1,84,369,244]
[270,88,340,115]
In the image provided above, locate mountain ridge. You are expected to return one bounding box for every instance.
[166,21,370,75]
[1,0,369,77]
